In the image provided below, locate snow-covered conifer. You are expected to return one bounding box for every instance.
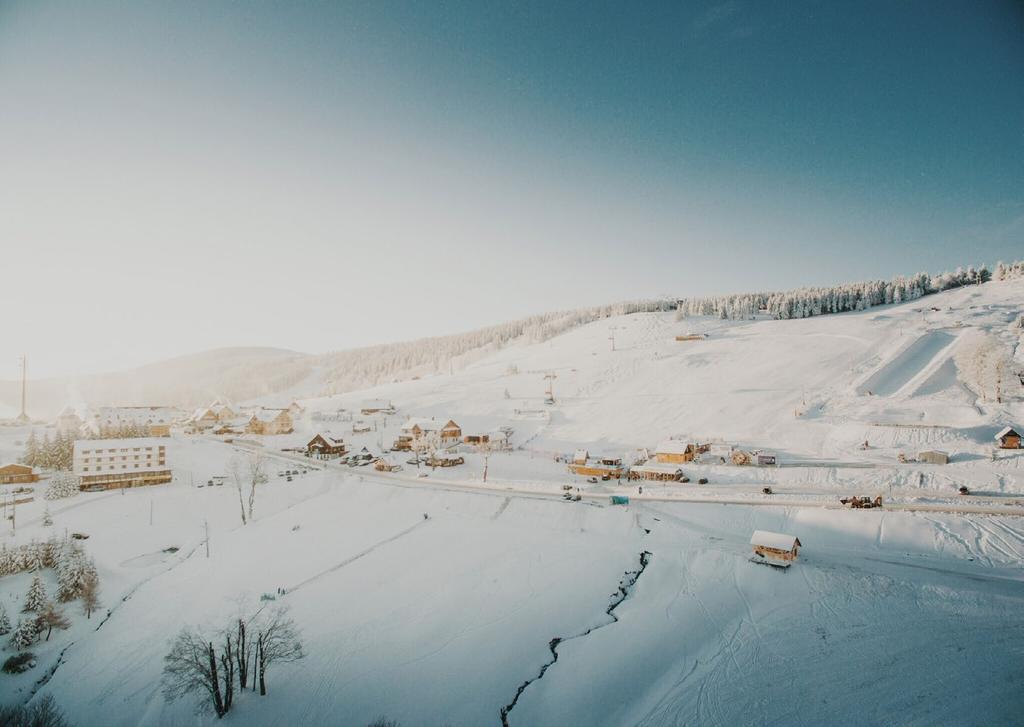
[23,575,48,613]
[45,471,80,500]
[9,617,38,649]
[0,603,11,635]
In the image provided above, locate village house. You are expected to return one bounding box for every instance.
[374,456,402,472]
[628,462,685,482]
[73,437,171,491]
[95,406,182,437]
[568,452,625,479]
[307,432,347,459]
[463,433,490,445]
[654,440,697,464]
[246,408,294,435]
[393,417,462,450]
[995,427,1021,449]
[750,530,801,564]
[288,401,305,418]
[0,463,39,485]
[361,399,396,415]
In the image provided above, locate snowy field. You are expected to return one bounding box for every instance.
[1,278,1023,725]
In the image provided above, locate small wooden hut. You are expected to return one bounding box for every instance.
[995,427,1021,449]
[750,530,801,563]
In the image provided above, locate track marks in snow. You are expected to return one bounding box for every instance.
[491,497,512,520]
[285,517,433,594]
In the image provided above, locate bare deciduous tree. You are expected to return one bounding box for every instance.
[80,571,101,619]
[163,628,227,718]
[229,453,267,525]
[254,606,304,696]
[37,601,70,641]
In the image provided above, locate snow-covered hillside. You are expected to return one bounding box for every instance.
[0,277,1022,726]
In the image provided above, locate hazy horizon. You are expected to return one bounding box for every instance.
[2,0,1022,379]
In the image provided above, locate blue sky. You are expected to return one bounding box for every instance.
[1,1,1021,376]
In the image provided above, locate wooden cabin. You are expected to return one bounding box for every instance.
[566,449,625,478]
[750,530,801,562]
[675,334,706,341]
[995,427,1021,449]
[654,441,696,464]
[0,463,39,485]
[307,432,347,459]
[628,462,684,482]
[463,434,490,445]
[374,457,401,472]
[246,408,294,435]
[394,417,462,449]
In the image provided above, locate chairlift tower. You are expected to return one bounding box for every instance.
[543,372,557,405]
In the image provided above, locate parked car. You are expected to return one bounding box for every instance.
[697,478,709,485]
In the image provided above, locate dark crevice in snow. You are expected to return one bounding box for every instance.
[499,550,653,726]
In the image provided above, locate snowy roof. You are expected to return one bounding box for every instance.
[251,408,289,423]
[74,437,168,453]
[96,406,181,425]
[401,417,454,432]
[310,431,345,446]
[573,449,589,461]
[995,426,1019,440]
[655,440,689,455]
[750,530,801,551]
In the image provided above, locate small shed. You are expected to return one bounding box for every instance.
[918,450,949,465]
[750,530,801,563]
[572,449,589,465]
[995,427,1021,449]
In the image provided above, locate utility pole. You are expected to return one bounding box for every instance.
[149,499,154,526]
[204,519,210,558]
[608,326,620,352]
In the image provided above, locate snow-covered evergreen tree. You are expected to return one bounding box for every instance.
[0,544,18,576]
[0,603,10,635]
[24,540,46,572]
[45,471,81,500]
[21,429,40,467]
[23,574,48,613]
[9,617,38,649]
